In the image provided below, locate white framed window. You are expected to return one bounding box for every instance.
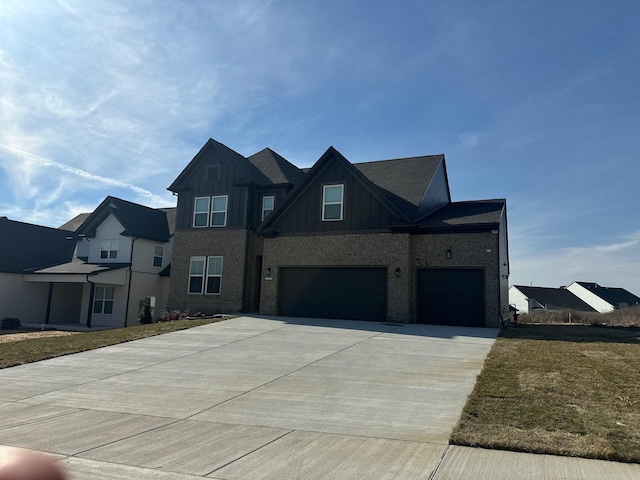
[261,195,275,221]
[93,286,114,314]
[100,240,119,259]
[322,184,344,221]
[188,256,206,293]
[193,197,210,228]
[205,256,223,294]
[153,245,164,267]
[211,195,228,227]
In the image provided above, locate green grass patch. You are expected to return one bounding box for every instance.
[0,319,224,369]
[451,324,640,463]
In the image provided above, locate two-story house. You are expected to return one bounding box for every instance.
[23,197,175,328]
[167,139,509,328]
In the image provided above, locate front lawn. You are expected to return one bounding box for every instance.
[451,324,640,463]
[0,319,223,369]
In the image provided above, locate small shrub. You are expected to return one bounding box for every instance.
[138,304,153,325]
[1,318,21,330]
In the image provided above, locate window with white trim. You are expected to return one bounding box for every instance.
[261,195,274,221]
[93,286,114,314]
[188,256,206,293]
[322,184,344,221]
[100,240,119,259]
[193,197,210,227]
[210,195,228,227]
[153,245,164,267]
[205,256,223,294]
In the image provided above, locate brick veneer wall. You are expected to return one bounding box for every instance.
[260,233,412,321]
[411,231,501,327]
[168,229,248,314]
[260,230,501,327]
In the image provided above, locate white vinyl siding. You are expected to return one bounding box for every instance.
[322,184,344,221]
[193,197,210,228]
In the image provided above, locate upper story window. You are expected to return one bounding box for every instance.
[322,184,344,221]
[193,197,210,227]
[211,195,228,227]
[261,195,275,221]
[153,245,164,267]
[100,240,119,259]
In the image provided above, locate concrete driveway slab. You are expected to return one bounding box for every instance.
[0,403,79,430]
[60,457,206,480]
[80,420,290,476]
[21,380,245,418]
[0,316,502,478]
[432,446,640,480]
[0,410,173,455]
[211,430,444,479]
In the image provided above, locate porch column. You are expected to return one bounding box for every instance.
[45,282,54,324]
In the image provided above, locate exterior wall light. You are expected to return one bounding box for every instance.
[446,248,452,259]
[394,268,401,278]
[265,267,274,281]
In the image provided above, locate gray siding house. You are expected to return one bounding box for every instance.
[167,138,509,327]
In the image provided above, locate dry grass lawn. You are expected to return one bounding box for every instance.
[0,319,222,369]
[451,324,640,463]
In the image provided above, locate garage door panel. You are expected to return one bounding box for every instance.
[417,268,484,327]
[278,267,387,321]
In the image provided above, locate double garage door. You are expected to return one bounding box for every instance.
[417,268,485,327]
[278,267,387,321]
[277,266,485,327]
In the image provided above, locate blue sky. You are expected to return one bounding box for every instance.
[1,0,639,292]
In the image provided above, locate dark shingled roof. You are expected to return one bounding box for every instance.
[59,213,91,231]
[514,286,598,312]
[418,200,505,228]
[27,259,129,275]
[354,155,444,220]
[247,148,306,185]
[75,197,172,243]
[169,139,304,192]
[0,218,76,273]
[575,282,640,308]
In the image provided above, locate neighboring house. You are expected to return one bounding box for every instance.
[167,138,509,327]
[0,218,76,323]
[566,281,640,313]
[23,197,175,328]
[509,285,597,314]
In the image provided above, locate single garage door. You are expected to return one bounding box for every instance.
[417,268,485,327]
[278,267,387,321]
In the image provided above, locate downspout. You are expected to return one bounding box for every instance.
[123,237,139,328]
[86,274,96,328]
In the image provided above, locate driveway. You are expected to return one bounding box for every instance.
[0,316,497,479]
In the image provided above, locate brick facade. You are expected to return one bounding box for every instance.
[168,229,248,314]
[260,231,505,327]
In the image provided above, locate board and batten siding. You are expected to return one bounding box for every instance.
[414,160,450,220]
[174,148,252,230]
[272,160,400,234]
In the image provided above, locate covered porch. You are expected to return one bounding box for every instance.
[24,260,130,329]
